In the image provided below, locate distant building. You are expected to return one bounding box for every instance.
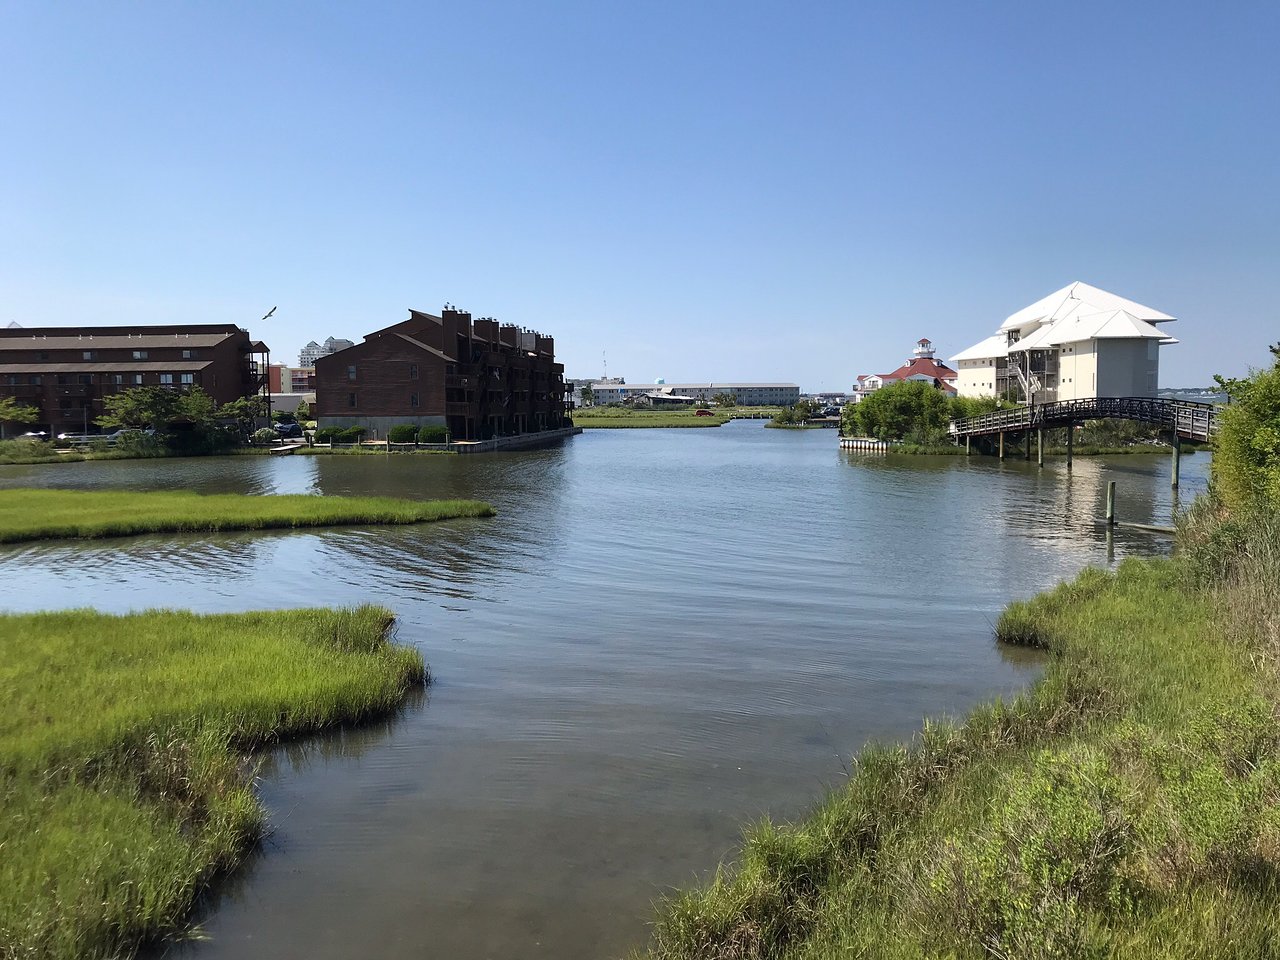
[0,324,270,434]
[950,282,1177,403]
[268,364,315,394]
[589,382,799,406]
[852,338,957,403]
[299,337,354,367]
[314,307,568,439]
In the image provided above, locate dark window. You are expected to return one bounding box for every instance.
[83,350,96,361]
[4,375,15,386]
[181,349,198,360]
[348,393,357,408]
[133,350,148,360]
[410,392,420,408]
[38,352,49,361]
[409,364,418,380]
[78,374,92,385]
[29,375,41,385]
[347,365,357,381]
[56,375,68,385]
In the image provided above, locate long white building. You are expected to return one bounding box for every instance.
[589,381,800,406]
[950,282,1178,403]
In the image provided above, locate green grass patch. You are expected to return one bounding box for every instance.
[0,605,426,958]
[643,513,1280,960]
[0,488,494,543]
[575,409,728,428]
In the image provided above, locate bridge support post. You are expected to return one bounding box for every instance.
[1171,434,1181,489]
[1066,423,1073,470]
[1106,480,1116,525]
[965,435,970,456]
[998,431,1004,459]
[1024,432,1031,460]
[1037,428,1044,467]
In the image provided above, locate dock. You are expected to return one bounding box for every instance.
[840,436,891,452]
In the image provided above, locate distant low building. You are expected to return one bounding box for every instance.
[950,282,1177,403]
[268,364,315,394]
[0,323,269,434]
[299,336,354,368]
[314,306,568,440]
[589,382,799,406]
[853,338,957,403]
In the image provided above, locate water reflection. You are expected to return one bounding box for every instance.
[3,425,1210,960]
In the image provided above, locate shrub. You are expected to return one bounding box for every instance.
[387,425,418,443]
[1213,350,1280,511]
[313,427,342,443]
[340,427,366,442]
[418,426,447,443]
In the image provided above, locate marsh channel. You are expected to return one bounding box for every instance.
[0,421,1207,960]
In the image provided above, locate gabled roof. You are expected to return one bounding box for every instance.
[999,281,1175,333]
[1011,309,1170,351]
[949,334,1009,362]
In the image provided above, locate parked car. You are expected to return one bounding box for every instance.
[19,431,48,439]
[274,421,303,439]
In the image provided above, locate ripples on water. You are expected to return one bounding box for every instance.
[0,426,1209,960]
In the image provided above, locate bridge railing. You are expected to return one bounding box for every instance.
[948,397,1217,441]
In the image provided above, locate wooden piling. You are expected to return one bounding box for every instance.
[1171,434,1181,489]
[1037,428,1044,467]
[965,434,970,456]
[1105,480,1116,525]
[998,431,1004,459]
[1066,423,1073,470]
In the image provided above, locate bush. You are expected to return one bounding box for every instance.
[313,427,342,443]
[340,427,366,442]
[387,425,418,443]
[1213,349,1280,511]
[418,426,447,443]
[252,427,277,444]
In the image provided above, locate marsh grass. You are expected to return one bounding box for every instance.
[643,514,1280,960]
[0,488,494,543]
[573,408,729,428]
[0,605,425,959]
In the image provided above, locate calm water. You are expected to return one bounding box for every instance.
[0,423,1208,959]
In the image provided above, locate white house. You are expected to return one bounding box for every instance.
[950,282,1178,404]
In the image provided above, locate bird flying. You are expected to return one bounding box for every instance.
[261,306,277,321]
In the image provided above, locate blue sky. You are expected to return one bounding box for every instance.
[2,1,1276,390]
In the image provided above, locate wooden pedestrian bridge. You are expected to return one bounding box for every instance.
[947,397,1218,486]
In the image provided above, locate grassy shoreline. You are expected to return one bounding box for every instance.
[0,489,494,543]
[0,605,426,958]
[643,506,1280,959]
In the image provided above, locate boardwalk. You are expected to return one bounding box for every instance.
[948,397,1217,443]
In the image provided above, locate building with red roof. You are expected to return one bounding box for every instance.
[852,338,957,403]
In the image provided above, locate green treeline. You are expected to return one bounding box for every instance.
[840,381,1002,443]
[642,345,1280,960]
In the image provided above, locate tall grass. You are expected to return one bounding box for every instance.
[0,488,494,543]
[642,512,1280,960]
[0,605,425,959]
[575,409,728,428]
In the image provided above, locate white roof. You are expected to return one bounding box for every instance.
[999,281,1175,333]
[1010,309,1170,351]
[948,334,1008,362]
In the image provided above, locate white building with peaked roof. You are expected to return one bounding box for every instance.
[950,282,1178,403]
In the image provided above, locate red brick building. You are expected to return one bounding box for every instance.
[314,308,567,440]
[0,323,269,434]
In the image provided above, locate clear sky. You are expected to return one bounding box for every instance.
[2,2,1276,390]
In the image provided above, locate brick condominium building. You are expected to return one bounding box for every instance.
[314,308,567,440]
[0,324,270,434]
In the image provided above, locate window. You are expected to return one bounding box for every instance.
[410,392,420,408]
[78,374,92,385]
[347,393,357,408]
[56,375,68,385]
[181,349,198,360]
[113,374,123,385]
[347,365,357,381]
[38,352,49,361]
[83,350,97,361]
[133,350,149,360]
[180,373,194,385]
[159,373,174,385]
[29,375,41,385]
[409,363,418,380]
[133,374,144,385]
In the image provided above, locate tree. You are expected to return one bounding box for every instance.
[850,380,951,442]
[175,387,218,426]
[579,385,594,406]
[295,399,311,419]
[1213,347,1280,511]
[217,395,267,436]
[0,397,39,438]
[97,386,180,430]
[713,392,736,408]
